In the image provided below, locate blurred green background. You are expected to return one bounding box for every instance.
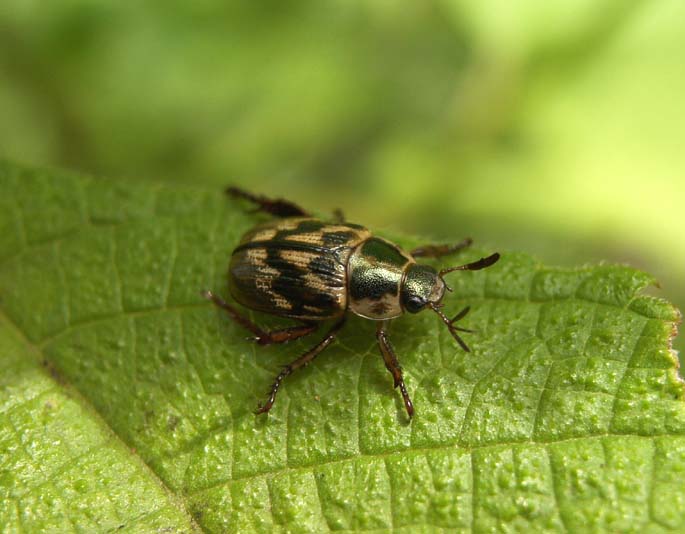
[1,1,683,355]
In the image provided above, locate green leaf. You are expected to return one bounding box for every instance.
[1,160,684,533]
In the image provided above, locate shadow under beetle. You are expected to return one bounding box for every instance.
[203,187,500,418]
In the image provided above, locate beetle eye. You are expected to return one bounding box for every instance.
[405,296,425,314]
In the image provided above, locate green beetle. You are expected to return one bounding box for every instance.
[204,187,499,418]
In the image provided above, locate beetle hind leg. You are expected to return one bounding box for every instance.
[253,323,318,345]
[376,321,414,418]
[202,290,317,345]
[226,186,310,218]
[256,317,346,414]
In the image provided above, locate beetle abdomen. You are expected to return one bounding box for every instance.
[229,218,371,320]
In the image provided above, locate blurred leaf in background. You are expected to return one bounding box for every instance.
[0,0,682,356]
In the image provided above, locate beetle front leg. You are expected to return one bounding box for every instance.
[256,317,346,414]
[410,237,472,259]
[202,290,317,345]
[376,321,414,418]
[226,186,310,218]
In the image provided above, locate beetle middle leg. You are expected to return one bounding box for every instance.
[256,317,346,414]
[203,290,317,345]
[410,237,472,258]
[376,321,414,418]
[226,186,310,218]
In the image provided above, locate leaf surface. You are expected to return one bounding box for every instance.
[1,161,684,533]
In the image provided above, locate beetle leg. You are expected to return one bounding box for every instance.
[225,186,310,218]
[332,208,345,223]
[251,323,318,345]
[376,321,414,418]
[255,317,346,414]
[202,290,317,345]
[410,237,472,258]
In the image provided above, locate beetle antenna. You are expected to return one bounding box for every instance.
[439,252,500,278]
[429,303,472,352]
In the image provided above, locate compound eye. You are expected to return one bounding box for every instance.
[405,296,425,314]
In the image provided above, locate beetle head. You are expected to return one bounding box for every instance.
[400,264,445,314]
[402,252,501,352]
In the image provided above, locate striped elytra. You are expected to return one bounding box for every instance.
[228,218,372,320]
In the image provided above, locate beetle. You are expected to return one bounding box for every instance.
[203,187,500,418]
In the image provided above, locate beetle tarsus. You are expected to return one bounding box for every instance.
[376,322,414,419]
[254,399,275,415]
[226,186,310,218]
[255,318,346,415]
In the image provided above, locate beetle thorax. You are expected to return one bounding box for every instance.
[346,237,414,320]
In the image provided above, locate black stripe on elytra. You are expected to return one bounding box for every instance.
[265,242,305,314]
[233,219,331,256]
[260,240,339,315]
[308,254,344,287]
[322,230,358,247]
[274,219,327,241]
[233,240,330,255]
